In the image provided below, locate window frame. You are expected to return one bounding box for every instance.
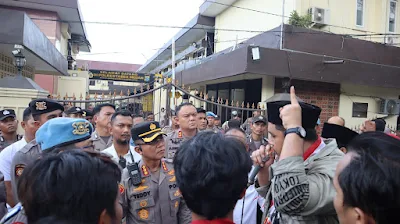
[356,0,365,27]
[389,0,397,33]
[352,102,368,118]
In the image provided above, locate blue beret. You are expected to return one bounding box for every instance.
[36,117,93,151]
[206,111,217,118]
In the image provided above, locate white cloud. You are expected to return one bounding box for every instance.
[77,0,204,64]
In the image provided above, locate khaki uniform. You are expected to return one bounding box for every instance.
[0,135,23,152]
[0,134,22,218]
[91,131,113,152]
[161,126,177,135]
[257,139,343,224]
[0,203,27,224]
[120,160,191,224]
[164,130,192,162]
[246,135,267,155]
[11,139,42,203]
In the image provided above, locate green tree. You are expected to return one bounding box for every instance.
[289,11,313,28]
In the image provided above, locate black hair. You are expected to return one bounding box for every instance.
[132,114,143,119]
[225,127,246,135]
[196,108,206,114]
[273,125,318,142]
[338,132,400,223]
[18,150,121,223]
[23,107,32,122]
[175,103,196,116]
[227,119,241,129]
[111,110,132,124]
[32,114,41,122]
[174,132,252,220]
[92,103,116,115]
[372,118,386,132]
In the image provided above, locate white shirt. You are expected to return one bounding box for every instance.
[0,138,27,181]
[103,144,142,165]
[234,170,266,224]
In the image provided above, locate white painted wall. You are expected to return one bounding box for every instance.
[215,0,296,52]
[339,83,399,130]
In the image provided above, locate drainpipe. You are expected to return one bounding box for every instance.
[280,0,285,50]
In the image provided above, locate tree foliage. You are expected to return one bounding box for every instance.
[289,11,313,28]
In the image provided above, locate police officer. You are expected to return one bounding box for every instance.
[0,117,94,224]
[161,110,179,134]
[120,121,191,224]
[0,109,23,152]
[10,98,64,203]
[82,109,95,128]
[91,103,115,151]
[246,115,268,154]
[164,103,197,162]
[65,106,85,118]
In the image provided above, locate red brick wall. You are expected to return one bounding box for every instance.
[274,78,340,124]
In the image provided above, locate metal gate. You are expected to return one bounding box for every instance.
[54,80,266,126]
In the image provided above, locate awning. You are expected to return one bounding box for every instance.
[0,8,68,76]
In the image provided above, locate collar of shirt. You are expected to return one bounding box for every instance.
[191,218,235,224]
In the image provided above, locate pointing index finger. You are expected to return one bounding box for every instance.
[290,86,299,105]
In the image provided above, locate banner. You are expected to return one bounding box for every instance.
[88,70,155,83]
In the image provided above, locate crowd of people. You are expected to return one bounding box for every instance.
[0,86,398,224]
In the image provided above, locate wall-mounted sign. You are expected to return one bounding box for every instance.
[88,70,154,83]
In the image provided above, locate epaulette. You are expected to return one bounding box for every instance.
[0,203,22,224]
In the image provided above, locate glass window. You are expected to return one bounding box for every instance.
[389,1,397,32]
[352,102,368,118]
[356,0,364,26]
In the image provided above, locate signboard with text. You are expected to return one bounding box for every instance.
[88,70,155,83]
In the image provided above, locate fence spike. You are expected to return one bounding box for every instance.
[210,96,214,102]
[101,93,105,99]
[231,100,234,106]
[120,90,123,97]
[225,99,229,105]
[94,93,98,99]
[175,80,179,86]
[182,84,185,90]
[252,103,255,109]
[79,93,83,100]
[72,93,76,100]
[57,92,60,100]
[127,89,130,96]
[261,104,265,110]
[200,92,203,98]
[113,90,116,98]
[108,91,111,98]
[86,94,90,100]
[257,103,261,109]
[64,92,68,99]
[236,101,239,107]
[140,85,144,93]
[247,102,250,108]
[188,86,191,92]
[204,94,208,100]
[242,101,245,108]
[134,88,137,94]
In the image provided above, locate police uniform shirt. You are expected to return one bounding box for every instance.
[164,129,192,162]
[0,138,27,181]
[246,135,267,155]
[10,140,41,203]
[0,135,23,152]
[92,131,113,151]
[161,126,175,135]
[119,160,191,224]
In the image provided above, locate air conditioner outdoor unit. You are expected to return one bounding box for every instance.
[308,7,330,28]
[379,99,400,115]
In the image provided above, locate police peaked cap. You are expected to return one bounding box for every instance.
[29,99,64,116]
[131,121,166,143]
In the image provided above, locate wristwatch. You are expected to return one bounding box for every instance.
[284,127,306,138]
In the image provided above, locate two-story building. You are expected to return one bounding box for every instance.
[139,0,400,129]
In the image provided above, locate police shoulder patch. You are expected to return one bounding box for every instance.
[15,165,25,177]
